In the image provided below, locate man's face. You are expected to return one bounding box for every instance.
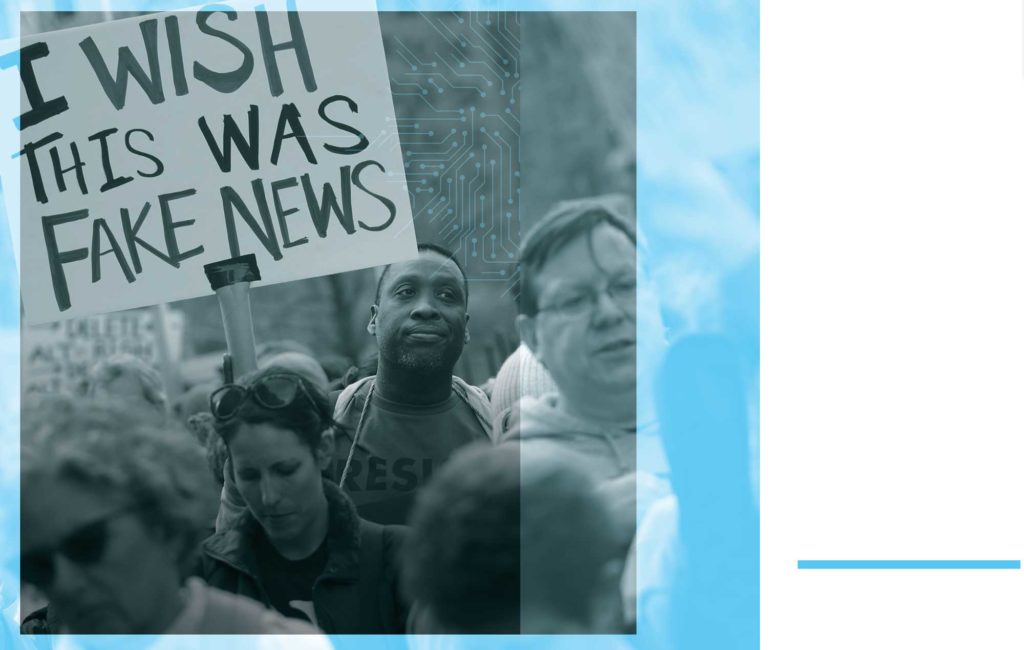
[520,223,637,413]
[370,252,469,374]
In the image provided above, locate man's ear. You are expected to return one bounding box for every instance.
[316,429,335,471]
[464,313,471,344]
[517,314,541,362]
[367,305,378,335]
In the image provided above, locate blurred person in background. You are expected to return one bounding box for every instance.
[20,396,316,635]
[201,367,407,633]
[402,442,625,634]
[318,354,354,386]
[498,198,672,556]
[179,411,228,511]
[330,352,378,392]
[488,343,557,424]
[329,244,493,525]
[85,353,168,423]
[627,334,758,649]
[260,352,329,389]
[256,340,317,364]
[500,198,639,481]
[173,380,218,423]
[497,197,679,637]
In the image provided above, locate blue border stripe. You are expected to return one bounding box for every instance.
[798,560,1020,570]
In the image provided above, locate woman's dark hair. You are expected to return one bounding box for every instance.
[213,366,337,453]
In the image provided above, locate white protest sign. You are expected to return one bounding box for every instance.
[6,7,415,324]
[22,307,185,395]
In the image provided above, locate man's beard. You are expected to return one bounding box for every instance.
[383,338,464,374]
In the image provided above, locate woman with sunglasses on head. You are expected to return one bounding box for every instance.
[20,395,319,635]
[200,366,408,633]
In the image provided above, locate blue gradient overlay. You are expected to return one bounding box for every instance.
[0,1,760,648]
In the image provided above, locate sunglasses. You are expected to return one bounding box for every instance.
[22,504,136,589]
[210,374,317,421]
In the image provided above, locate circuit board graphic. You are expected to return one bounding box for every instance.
[380,12,520,288]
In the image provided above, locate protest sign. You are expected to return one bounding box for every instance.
[22,307,184,395]
[5,7,415,324]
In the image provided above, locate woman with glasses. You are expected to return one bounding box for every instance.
[20,396,318,635]
[200,367,408,633]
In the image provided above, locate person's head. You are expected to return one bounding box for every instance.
[172,381,218,423]
[318,354,354,383]
[211,367,334,550]
[517,198,638,422]
[259,351,329,389]
[255,339,316,363]
[85,354,167,422]
[402,443,623,633]
[369,244,470,375]
[489,343,558,419]
[184,411,228,488]
[21,396,217,634]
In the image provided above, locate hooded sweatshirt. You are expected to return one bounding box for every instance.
[496,393,636,481]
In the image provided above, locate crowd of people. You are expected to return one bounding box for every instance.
[19,196,758,643]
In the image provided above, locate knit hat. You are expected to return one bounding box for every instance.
[490,344,559,419]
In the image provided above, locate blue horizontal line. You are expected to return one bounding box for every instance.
[798,560,1020,570]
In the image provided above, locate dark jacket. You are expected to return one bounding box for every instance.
[200,479,408,634]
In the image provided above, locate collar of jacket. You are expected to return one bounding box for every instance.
[202,478,362,583]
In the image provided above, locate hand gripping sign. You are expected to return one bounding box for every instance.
[5,5,416,325]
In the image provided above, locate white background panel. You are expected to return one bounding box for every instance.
[764,2,1024,648]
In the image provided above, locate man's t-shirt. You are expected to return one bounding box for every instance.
[332,385,489,525]
[252,530,328,626]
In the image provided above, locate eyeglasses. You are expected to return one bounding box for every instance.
[22,504,137,589]
[210,374,316,421]
[536,277,638,318]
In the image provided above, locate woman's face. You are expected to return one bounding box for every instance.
[21,479,184,633]
[229,422,329,546]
